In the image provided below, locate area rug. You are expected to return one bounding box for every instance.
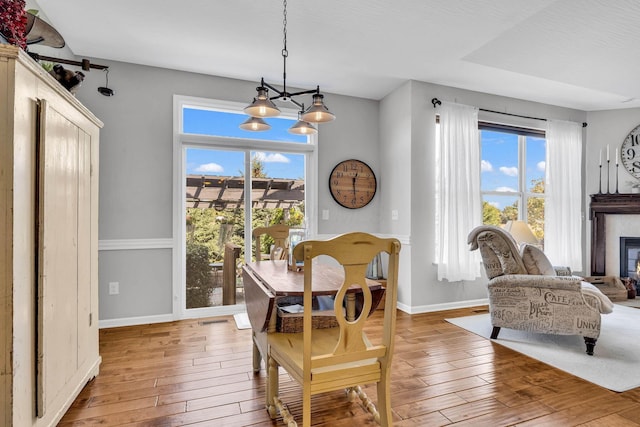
[616,298,640,309]
[233,312,251,330]
[446,305,640,392]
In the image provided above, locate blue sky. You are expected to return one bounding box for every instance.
[183,108,305,179]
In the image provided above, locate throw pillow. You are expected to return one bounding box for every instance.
[520,244,556,276]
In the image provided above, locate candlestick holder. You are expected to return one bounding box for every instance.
[599,164,603,194]
[616,163,619,193]
[607,160,611,194]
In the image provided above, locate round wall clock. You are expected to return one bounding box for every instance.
[621,124,640,179]
[329,159,377,209]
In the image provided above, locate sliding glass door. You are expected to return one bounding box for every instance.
[184,147,306,310]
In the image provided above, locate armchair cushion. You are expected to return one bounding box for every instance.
[520,244,556,275]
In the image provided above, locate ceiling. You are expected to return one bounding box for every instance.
[32,0,640,111]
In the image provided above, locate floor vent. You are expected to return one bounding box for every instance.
[199,319,228,325]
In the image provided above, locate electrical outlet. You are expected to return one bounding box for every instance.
[108,282,119,295]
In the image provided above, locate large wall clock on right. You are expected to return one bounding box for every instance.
[621,124,640,179]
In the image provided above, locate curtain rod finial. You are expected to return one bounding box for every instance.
[431,98,441,108]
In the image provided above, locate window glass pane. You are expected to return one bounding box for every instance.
[482,195,519,226]
[480,130,519,192]
[183,108,307,143]
[527,196,545,242]
[250,151,306,260]
[526,136,546,192]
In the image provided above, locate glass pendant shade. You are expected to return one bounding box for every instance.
[288,118,317,135]
[301,93,335,123]
[244,87,280,118]
[239,116,271,131]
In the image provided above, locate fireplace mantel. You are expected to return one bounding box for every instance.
[590,193,640,275]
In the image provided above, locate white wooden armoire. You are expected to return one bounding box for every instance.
[0,45,102,427]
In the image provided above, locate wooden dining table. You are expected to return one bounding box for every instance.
[242,259,384,372]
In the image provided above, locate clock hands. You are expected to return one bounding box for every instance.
[352,173,358,195]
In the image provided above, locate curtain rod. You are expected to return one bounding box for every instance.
[27,52,109,71]
[431,98,587,128]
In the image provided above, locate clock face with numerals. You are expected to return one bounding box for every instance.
[329,159,377,209]
[621,124,640,179]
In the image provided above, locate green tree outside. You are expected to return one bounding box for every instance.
[482,178,545,240]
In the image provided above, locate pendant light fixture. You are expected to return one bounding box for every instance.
[239,116,271,131]
[241,0,335,133]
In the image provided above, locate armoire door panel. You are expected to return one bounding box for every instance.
[37,100,82,417]
[77,129,92,368]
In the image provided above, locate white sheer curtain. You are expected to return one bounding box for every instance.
[435,102,482,281]
[545,119,583,270]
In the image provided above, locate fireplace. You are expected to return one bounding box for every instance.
[590,193,640,275]
[620,237,640,280]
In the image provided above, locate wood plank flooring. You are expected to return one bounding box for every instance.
[59,307,640,426]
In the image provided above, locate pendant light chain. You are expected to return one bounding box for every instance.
[282,0,288,96]
[240,0,335,132]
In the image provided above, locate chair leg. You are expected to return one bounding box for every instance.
[584,337,597,356]
[376,368,392,426]
[490,326,501,339]
[302,382,312,427]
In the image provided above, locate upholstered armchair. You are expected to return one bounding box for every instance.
[467,225,613,355]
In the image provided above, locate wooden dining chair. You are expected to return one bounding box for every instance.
[266,232,401,427]
[250,223,291,373]
[252,223,290,261]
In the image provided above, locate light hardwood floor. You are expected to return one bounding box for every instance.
[59,307,640,426]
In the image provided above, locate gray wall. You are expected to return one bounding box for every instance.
[379,80,588,311]
[72,54,640,323]
[74,58,380,323]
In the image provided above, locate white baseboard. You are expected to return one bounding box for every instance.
[99,313,176,329]
[397,298,489,314]
[98,304,247,329]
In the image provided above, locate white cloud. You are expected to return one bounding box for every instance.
[499,166,518,177]
[537,161,546,172]
[495,186,517,192]
[194,163,224,173]
[489,201,500,208]
[253,152,290,163]
[481,160,493,172]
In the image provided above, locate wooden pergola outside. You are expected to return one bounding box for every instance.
[185,175,304,210]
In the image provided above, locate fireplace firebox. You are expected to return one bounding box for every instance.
[620,237,640,281]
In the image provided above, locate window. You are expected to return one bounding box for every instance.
[480,123,546,241]
[174,96,317,315]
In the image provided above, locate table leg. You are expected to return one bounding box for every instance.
[252,336,262,373]
[346,293,356,321]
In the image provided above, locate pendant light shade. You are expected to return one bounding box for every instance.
[288,115,317,135]
[244,87,280,118]
[239,116,271,131]
[301,93,335,123]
